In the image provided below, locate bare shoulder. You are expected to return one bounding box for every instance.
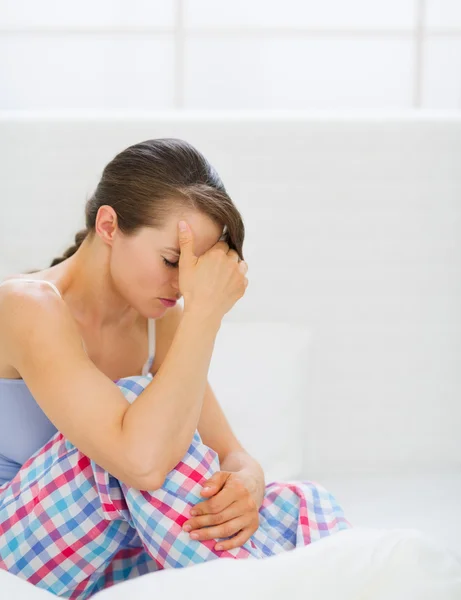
[0,278,78,369]
[151,302,184,374]
[0,278,65,319]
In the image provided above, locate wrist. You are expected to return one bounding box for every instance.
[182,307,222,333]
[237,468,265,508]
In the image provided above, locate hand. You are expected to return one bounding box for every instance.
[182,471,260,552]
[177,220,249,322]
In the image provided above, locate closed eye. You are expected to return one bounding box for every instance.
[163,257,179,269]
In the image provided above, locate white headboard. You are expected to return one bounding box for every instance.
[1,110,460,475]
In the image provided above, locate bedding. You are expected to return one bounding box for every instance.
[2,526,459,599]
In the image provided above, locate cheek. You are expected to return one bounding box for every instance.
[141,261,164,287]
[111,239,139,274]
[111,237,169,294]
[110,238,152,285]
[132,251,169,291]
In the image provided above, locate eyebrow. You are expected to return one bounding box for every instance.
[164,246,180,256]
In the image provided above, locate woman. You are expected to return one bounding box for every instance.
[0,138,352,598]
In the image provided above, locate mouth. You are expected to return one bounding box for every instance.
[159,298,177,307]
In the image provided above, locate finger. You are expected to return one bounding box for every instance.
[197,472,230,504]
[184,500,241,532]
[226,249,240,263]
[215,527,253,552]
[238,260,248,274]
[200,485,216,496]
[194,485,236,516]
[188,516,247,542]
[212,240,230,253]
[199,471,229,498]
[177,220,196,265]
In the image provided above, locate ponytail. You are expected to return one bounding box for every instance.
[49,228,88,267]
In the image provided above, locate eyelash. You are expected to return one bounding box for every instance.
[163,257,179,269]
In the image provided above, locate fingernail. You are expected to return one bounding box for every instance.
[183,525,192,532]
[190,533,199,539]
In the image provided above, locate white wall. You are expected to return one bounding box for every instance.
[1,113,460,475]
[0,0,460,110]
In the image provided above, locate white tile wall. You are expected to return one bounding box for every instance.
[426,0,461,29]
[0,0,176,29]
[423,38,461,109]
[184,37,414,109]
[0,35,176,109]
[183,0,416,29]
[0,0,459,110]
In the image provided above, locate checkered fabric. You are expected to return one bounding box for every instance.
[0,375,352,598]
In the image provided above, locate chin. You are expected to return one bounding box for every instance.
[146,300,168,318]
[134,302,162,320]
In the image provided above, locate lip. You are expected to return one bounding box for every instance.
[159,298,177,307]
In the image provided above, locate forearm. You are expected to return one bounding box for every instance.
[121,311,221,483]
[221,450,266,508]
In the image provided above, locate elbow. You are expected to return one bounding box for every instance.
[132,460,166,492]
[134,470,165,492]
[121,439,166,491]
[122,465,165,492]
[122,452,166,492]
[104,464,164,492]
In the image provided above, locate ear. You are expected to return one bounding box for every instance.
[95,205,118,246]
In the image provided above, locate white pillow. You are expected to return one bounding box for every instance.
[207,321,311,483]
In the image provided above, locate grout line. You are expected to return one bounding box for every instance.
[182,28,461,39]
[1,110,460,121]
[459,75,461,111]
[413,0,425,108]
[0,27,175,35]
[0,27,460,38]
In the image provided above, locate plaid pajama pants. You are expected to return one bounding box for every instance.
[0,374,352,599]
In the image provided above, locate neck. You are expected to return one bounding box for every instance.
[54,239,139,330]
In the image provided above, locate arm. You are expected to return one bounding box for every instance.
[1,281,220,491]
[154,303,266,506]
[198,381,266,508]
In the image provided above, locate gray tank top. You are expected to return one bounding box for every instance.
[0,278,156,487]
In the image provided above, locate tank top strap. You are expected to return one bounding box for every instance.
[141,318,156,377]
[0,278,62,299]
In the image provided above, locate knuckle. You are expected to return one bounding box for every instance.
[234,479,246,491]
[211,512,223,525]
[212,247,225,259]
[246,497,256,511]
[216,242,229,253]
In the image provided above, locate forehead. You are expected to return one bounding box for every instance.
[158,211,224,257]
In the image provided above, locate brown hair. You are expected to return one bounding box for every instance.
[48,138,245,267]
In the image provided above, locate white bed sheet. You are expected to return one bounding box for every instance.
[2,526,460,599]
